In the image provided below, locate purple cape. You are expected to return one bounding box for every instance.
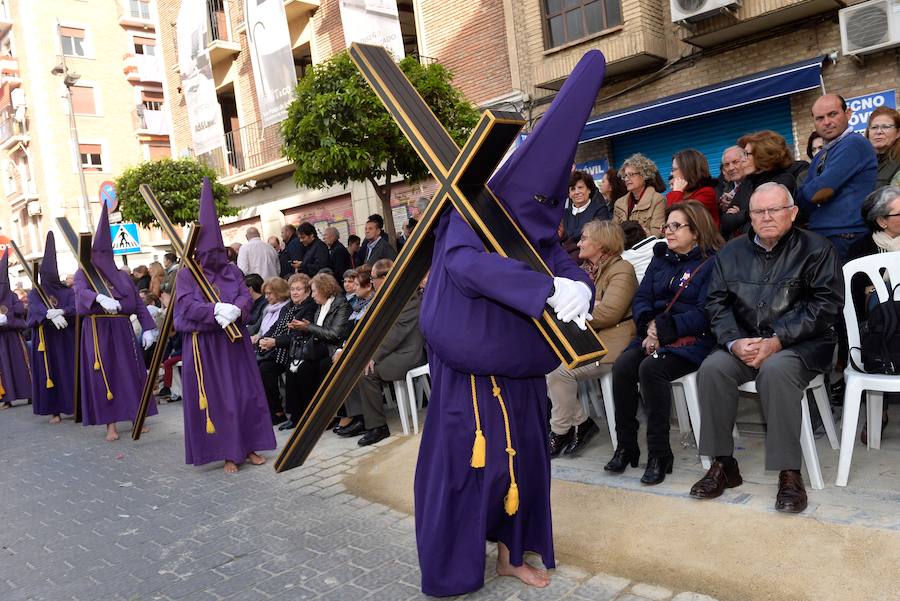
[0,249,31,402]
[414,50,606,596]
[172,178,276,465]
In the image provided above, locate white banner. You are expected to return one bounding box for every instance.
[176,0,225,155]
[339,0,405,61]
[245,0,297,127]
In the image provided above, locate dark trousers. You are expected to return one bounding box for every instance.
[612,346,697,456]
[346,355,424,430]
[284,356,332,422]
[258,359,286,419]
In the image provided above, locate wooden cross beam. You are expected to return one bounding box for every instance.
[137,184,242,343]
[273,43,606,472]
[131,225,200,440]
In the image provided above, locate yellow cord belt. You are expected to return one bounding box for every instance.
[37,324,54,389]
[89,316,114,400]
[469,374,520,516]
[191,332,216,434]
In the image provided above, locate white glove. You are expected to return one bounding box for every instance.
[50,315,69,330]
[141,329,159,350]
[46,309,65,320]
[0,314,6,326]
[95,294,121,314]
[214,302,241,328]
[547,277,592,329]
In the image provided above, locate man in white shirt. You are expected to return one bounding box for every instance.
[237,226,279,279]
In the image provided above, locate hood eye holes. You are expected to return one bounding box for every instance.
[534,194,559,208]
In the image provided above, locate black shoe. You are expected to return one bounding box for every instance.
[358,425,390,446]
[336,417,365,437]
[277,420,296,431]
[563,419,599,456]
[272,413,287,426]
[332,417,357,433]
[548,429,573,458]
[775,470,807,513]
[640,454,674,485]
[604,447,640,473]
[158,386,171,397]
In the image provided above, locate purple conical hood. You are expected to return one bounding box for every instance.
[39,231,62,286]
[195,177,242,300]
[488,50,606,246]
[0,247,9,298]
[91,209,131,293]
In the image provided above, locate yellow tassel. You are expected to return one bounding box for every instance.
[107,391,113,400]
[199,393,208,410]
[46,378,54,389]
[94,360,100,370]
[206,413,216,434]
[504,483,519,516]
[37,339,45,352]
[470,429,486,468]
[0,382,6,396]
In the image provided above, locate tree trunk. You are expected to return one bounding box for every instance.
[368,172,398,246]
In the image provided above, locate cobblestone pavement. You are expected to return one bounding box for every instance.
[0,401,719,601]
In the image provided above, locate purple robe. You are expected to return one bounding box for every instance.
[0,292,31,403]
[413,49,606,596]
[27,287,76,416]
[74,271,157,426]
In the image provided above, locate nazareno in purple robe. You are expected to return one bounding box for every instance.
[28,232,76,416]
[75,209,157,426]
[414,50,606,597]
[0,248,31,403]
[173,178,275,466]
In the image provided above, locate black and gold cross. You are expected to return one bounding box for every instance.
[273,44,606,472]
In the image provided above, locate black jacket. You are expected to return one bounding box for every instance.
[246,295,268,335]
[327,240,353,279]
[705,227,844,372]
[279,235,304,278]
[306,294,353,357]
[300,239,329,277]
[720,168,797,239]
[362,235,398,266]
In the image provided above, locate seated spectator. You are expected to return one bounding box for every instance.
[244,274,267,335]
[339,259,425,445]
[349,270,375,321]
[257,274,317,425]
[847,186,900,442]
[865,107,900,188]
[547,221,637,457]
[722,130,797,240]
[621,220,658,284]
[667,149,719,226]
[562,170,611,243]
[716,146,744,216]
[599,168,627,218]
[607,200,722,485]
[251,278,290,348]
[157,332,184,402]
[690,182,842,514]
[343,269,358,300]
[280,273,352,429]
[613,154,666,238]
[295,222,329,277]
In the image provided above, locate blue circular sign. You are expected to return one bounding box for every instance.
[99,181,118,211]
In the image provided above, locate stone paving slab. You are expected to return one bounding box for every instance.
[0,402,719,601]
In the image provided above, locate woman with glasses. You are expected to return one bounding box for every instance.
[865,108,900,188]
[667,149,719,227]
[606,201,723,485]
[721,130,797,240]
[613,154,666,238]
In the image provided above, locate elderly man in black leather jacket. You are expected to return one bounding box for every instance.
[689,182,843,514]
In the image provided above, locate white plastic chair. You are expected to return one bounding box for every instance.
[171,360,183,398]
[680,370,839,490]
[836,253,900,486]
[577,367,617,448]
[387,363,431,436]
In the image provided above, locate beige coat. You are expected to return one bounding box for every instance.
[587,255,638,364]
[613,187,666,239]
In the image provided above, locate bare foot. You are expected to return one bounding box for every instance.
[247,452,266,466]
[105,424,119,442]
[49,415,62,424]
[0,402,11,410]
[141,426,150,434]
[496,542,550,588]
[224,461,239,473]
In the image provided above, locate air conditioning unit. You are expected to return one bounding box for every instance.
[840,0,900,56]
[671,0,740,23]
[26,200,41,216]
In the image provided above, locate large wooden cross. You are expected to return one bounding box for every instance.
[273,43,606,472]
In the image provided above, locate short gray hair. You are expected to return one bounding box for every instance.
[749,182,794,208]
[245,226,260,240]
[721,145,742,161]
[862,186,900,232]
[415,197,429,212]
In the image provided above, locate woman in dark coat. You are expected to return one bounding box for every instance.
[607,200,724,485]
[721,131,797,239]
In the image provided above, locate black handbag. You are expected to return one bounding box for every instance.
[289,334,328,363]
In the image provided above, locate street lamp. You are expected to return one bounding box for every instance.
[51,48,93,232]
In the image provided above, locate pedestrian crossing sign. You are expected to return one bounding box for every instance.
[110,222,141,256]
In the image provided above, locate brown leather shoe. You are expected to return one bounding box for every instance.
[689,460,743,499]
[775,470,807,513]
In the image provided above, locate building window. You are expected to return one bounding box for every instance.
[60,26,86,57]
[134,35,156,56]
[70,85,96,115]
[544,0,622,48]
[141,90,164,111]
[148,144,170,160]
[129,0,151,19]
[79,144,102,171]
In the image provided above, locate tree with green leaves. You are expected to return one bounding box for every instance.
[281,52,479,241]
[116,158,235,227]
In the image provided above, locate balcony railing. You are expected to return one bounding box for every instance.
[134,107,170,135]
[0,105,26,148]
[206,0,230,44]
[198,118,285,179]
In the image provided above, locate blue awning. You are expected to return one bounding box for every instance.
[580,55,825,143]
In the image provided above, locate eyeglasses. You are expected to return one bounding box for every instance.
[740,150,752,160]
[870,124,898,132]
[622,171,641,179]
[749,205,794,218]
[885,213,900,218]
[661,222,689,234]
